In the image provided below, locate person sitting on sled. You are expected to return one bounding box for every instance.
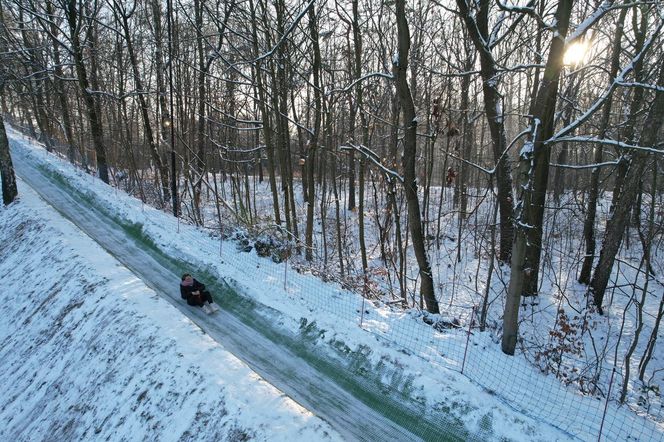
[180,273,220,314]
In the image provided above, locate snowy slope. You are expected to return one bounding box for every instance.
[3,126,663,441]
[0,177,340,441]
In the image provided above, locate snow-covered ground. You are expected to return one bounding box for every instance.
[2,126,663,441]
[0,157,341,441]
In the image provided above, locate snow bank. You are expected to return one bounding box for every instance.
[0,183,340,442]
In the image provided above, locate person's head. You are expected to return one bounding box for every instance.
[181,273,193,283]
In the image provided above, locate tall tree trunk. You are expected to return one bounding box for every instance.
[456,0,514,262]
[578,7,628,284]
[0,114,18,205]
[65,0,109,183]
[394,0,439,314]
[193,0,207,223]
[352,0,368,272]
[18,7,53,153]
[611,7,648,213]
[503,0,573,355]
[45,0,77,162]
[304,2,321,261]
[389,84,406,303]
[590,61,664,313]
[637,158,660,382]
[191,0,234,222]
[619,258,651,403]
[331,145,345,275]
[150,0,169,146]
[271,0,294,237]
[458,51,475,223]
[113,1,170,204]
[249,0,281,225]
[639,288,663,380]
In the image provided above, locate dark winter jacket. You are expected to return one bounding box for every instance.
[180,278,207,305]
[180,278,205,299]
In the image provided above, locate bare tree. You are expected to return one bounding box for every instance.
[578,6,628,285]
[503,0,573,355]
[304,1,322,261]
[590,61,664,313]
[394,0,438,314]
[249,0,282,226]
[0,112,17,205]
[63,0,109,183]
[456,0,514,263]
[110,0,170,204]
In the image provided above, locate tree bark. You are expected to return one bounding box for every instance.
[611,8,648,213]
[352,0,368,272]
[0,114,18,205]
[394,0,439,314]
[305,2,321,261]
[590,61,664,313]
[503,0,573,355]
[192,0,207,223]
[456,0,514,262]
[65,0,109,183]
[113,0,170,204]
[44,0,77,162]
[578,6,627,284]
[249,0,281,226]
[18,6,53,153]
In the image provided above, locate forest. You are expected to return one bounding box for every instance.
[1,0,663,436]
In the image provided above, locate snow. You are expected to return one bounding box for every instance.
[565,1,612,45]
[2,126,664,441]
[495,101,503,123]
[520,140,534,157]
[551,20,664,142]
[0,143,340,441]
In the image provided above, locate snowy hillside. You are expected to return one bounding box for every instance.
[0,170,340,441]
[2,127,663,441]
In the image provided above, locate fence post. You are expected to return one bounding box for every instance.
[598,366,617,442]
[219,226,223,258]
[284,253,288,291]
[461,306,475,375]
[359,272,368,328]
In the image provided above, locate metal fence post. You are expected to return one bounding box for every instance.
[284,253,288,291]
[461,307,475,375]
[359,273,368,328]
[598,365,617,442]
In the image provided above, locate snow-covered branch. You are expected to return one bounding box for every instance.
[549,19,664,142]
[551,136,664,155]
[495,0,553,31]
[550,160,620,170]
[616,81,664,93]
[339,143,403,183]
[446,152,494,176]
[253,0,315,64]
[565,0,614,45]
[448,128,532,176]
[327,72,394,96]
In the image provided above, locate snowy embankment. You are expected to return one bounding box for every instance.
[4,127,570,442]
[4,126,663,441]
[0,182,339,440]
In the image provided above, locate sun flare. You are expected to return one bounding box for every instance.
[564,41,589,66]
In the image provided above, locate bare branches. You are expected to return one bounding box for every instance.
[340,142,403,183]
[550,17,664,142]
[327,72,393,95]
